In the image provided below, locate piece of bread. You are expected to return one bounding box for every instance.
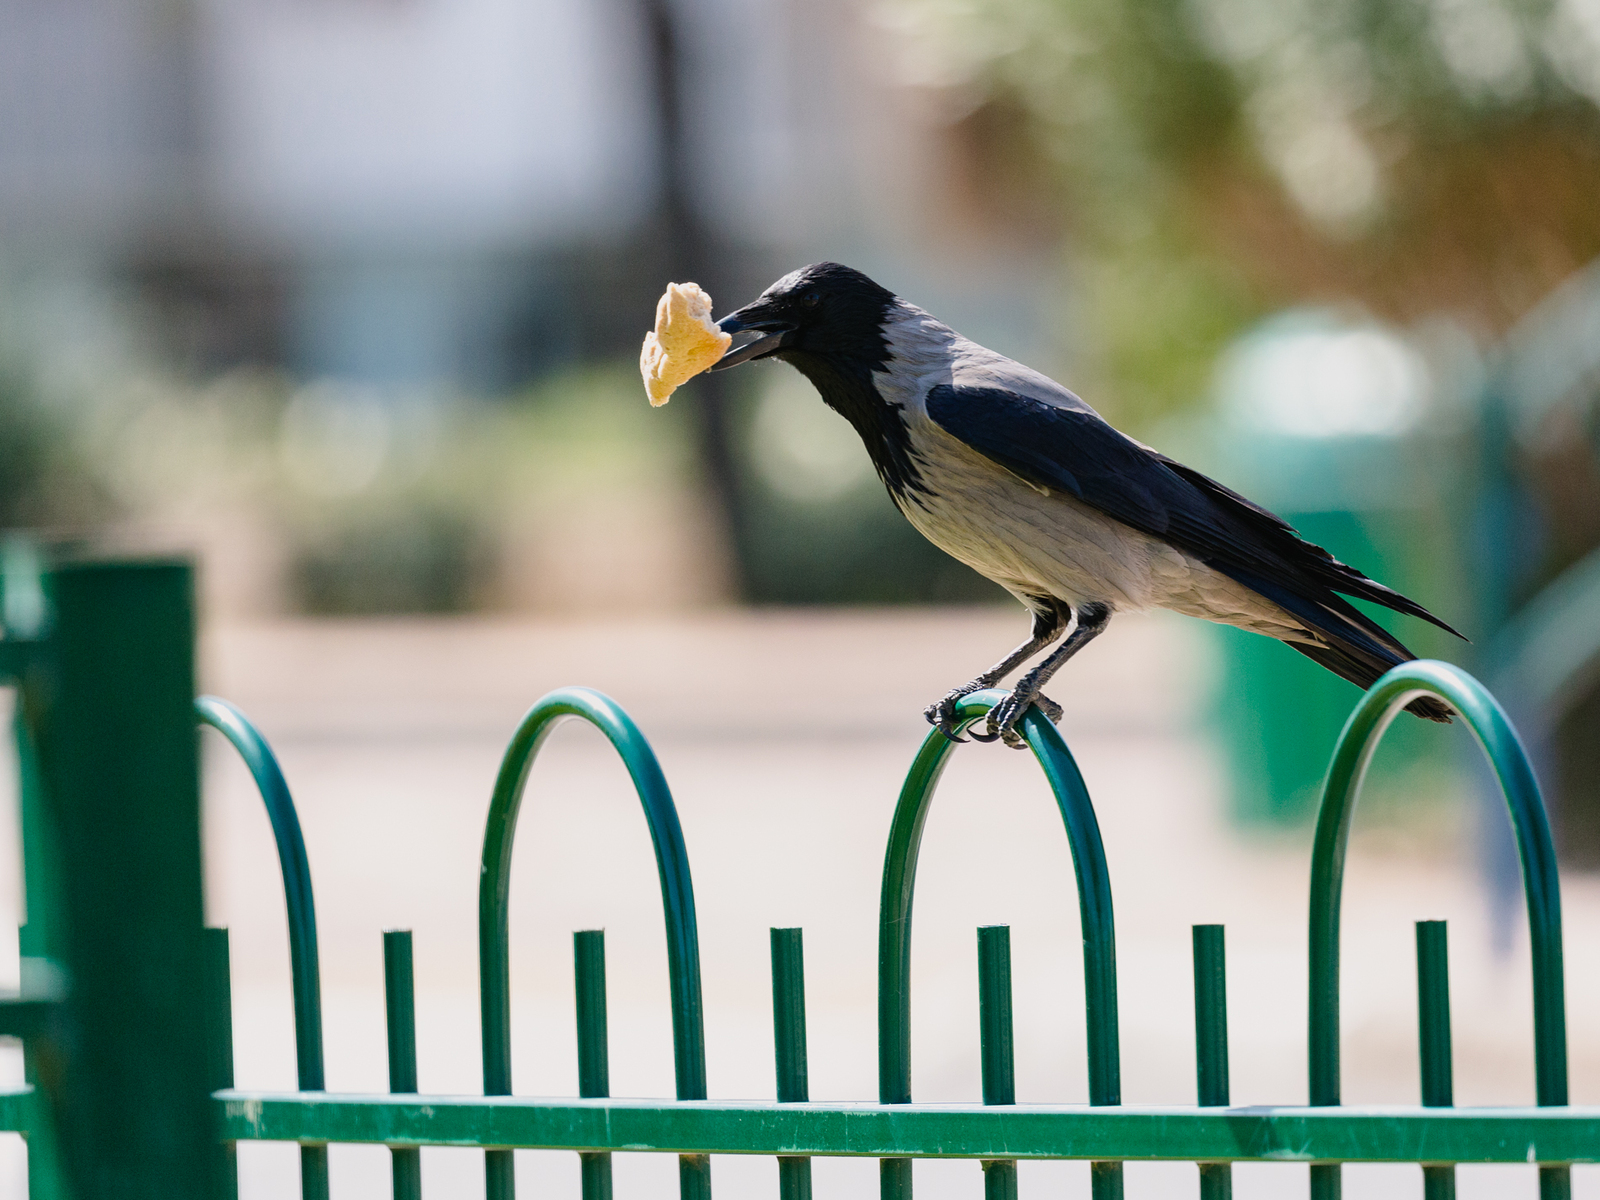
[640,282,732,406]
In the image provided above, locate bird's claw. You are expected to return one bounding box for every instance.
[981,690,1063,749]
[985,693,1031,748]
[924,688,981,742]
[926,684,1063,747]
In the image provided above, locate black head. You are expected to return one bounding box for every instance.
[711,262,925,498]
[711,262,898,374]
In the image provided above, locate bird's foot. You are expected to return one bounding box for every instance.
[924,681,993,741]
[969,687,1062,749]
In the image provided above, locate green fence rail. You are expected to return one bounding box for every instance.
[0,559,1585,1199]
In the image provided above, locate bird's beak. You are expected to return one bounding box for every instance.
[710,305,796,370]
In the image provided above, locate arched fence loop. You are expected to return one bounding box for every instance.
[195,695,329,1200]
[478,686,707,1200]
[196,697,324,1092]
[1307,660,1568,1200]
[878,689,1120,1199]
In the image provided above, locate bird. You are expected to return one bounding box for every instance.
[707,261,1464,748]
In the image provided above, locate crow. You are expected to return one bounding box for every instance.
[708,262,1464,747]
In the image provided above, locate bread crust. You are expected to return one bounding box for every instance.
[640,282,732,405]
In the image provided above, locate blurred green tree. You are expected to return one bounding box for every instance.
[0,368,105,532]
[883,0,1600,426]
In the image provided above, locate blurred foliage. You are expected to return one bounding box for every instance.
[882,0,1600,427]
[0,366,108,532]
[729,368,1004,604]
[272,382,502,615]
[289,504,492,615]
[735,473,1005,604]
[0,359,716,616]
[269,365,709,615]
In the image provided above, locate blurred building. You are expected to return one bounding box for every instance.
[0,0,1062,390]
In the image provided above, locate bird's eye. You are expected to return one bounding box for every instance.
[801,289,822,308]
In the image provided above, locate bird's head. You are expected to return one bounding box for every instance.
[708,262,922,495]
[710,262,898,376]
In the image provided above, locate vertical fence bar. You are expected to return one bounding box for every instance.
[384,931,423,1200]
[574,930,613,1200]
[6,546,59,1198]
[771,928,812,1200]
[1192,925,1231,1200]
[1416,921,1455,1200]
[16,920,68,1200]
[3,532,59,1197]
[22,561,213,1198]
[204,928,239,1200]
[16,716,70,1200]
[977,926,1018,1200]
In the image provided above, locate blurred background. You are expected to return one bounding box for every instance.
[3,0,1600,1195]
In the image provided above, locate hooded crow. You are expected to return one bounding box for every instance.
[710,262,1464,747]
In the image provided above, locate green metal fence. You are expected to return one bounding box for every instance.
[0,559,1593,1199]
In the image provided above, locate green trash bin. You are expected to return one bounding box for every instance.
[1188,311,1467,824]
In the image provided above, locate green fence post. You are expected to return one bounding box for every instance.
[384,931,423,1200]
[574,930,613,1200]
[770,928,812,1200]
[204,928,240,1200]
[1192,925,1231,1200]
[1416,921,1455,1200]
[4,546,68,1199]
[15,738,70,1200]
[13,923,66,1200]
[21,559,212,1198]
[977,926,1018,1200]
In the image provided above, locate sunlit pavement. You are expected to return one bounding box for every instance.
[3,608,1598,1198]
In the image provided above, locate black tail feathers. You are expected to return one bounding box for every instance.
[1285,639,1454,723]
[1221,562,1459,723]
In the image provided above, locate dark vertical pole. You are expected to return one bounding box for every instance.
[1192,925,1232,1200]
[23,559,211,1198]
[641,0,750,599]
[16,721,70,1200]
[384,931,423,1200]
[881,1158,912,1200]
[16,923,67,1200]
[574,930,613,1200]
[771,928,812,1200]
[977,926,1017,1200]
[6,544,67,1196]
[204,928,239,1200]
[1416,921,1456,1200]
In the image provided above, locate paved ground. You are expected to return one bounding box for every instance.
[2,607,1598,1197]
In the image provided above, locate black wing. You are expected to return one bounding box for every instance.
[925,383,1463,695]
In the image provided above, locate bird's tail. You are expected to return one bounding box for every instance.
[1225,566,1456,723]
[1284,634,1453,723]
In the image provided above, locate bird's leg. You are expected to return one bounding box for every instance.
[924,603,1070,741]
[973,604,1111,749]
